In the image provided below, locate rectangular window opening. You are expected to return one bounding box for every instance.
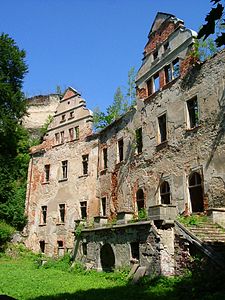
[41,206,47,224]
[44,164,50,182]
[55,133,60,144]
[187,97,199,128]
[118,139,124,162]
[130,242,139,260]
[103,148,107,169]
[158,114,167,143]
[59,204,65,223]
[75,126,79,140]
[62,160,68,179]
[82,155,89,175]
[69,111,74,119]
[147,78,153,96]
[154,73,160,92]
[164,42,169,52]
[60,131,64,143]
[80,201,87,219]
[57,240,64,257]
[69,128,74,141]
[136,128,143,154]
[172,58,180,79]
[101,197,107,216]
[153,50,158,60]
[82,242,87,255]
[165,65,172,83]
[39,240,45,253]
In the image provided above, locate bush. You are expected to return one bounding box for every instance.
[0,221,15,250]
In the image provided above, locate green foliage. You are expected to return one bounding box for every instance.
[40,254,72,271]
[0,221,15,249]
[93,67,136,130]
[39,115,53,139]
[191,36,217,61]
[198,0,225,47]
[75,222,85,236]
[177,214,208,226]
[138,208,147,220]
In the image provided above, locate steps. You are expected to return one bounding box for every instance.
[188,222,225,244]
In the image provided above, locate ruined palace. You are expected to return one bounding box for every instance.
[25,13,225,275]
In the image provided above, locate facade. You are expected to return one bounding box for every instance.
[25,13,225,274]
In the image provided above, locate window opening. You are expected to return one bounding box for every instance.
[189,172,204,212]
[57,240,64,256]
[118,139,124,162]
[61,114,66,122]
[187,97,199,128]
[136,189,144,212]
[154,73,160,92]
[55,133,60,144]
[101,197,107,216]
[41,206,47,224]
[130,242,140,260]
[165,65,172,83]
[82,155,89,175]
[82,242,87,255]
[160,181,171,204]
[172,58,180,78]
[60,131,64,143]
[164,42,169,51]
[39,240,45,253]
[69,111,74,118]
[59,204,65,223]
[80,201,87,219]
[44,164,50,182]
[69,128,74,141]
[153,50,158,60]
[75,126,79,139]
[158,114,167,143]
[147,78,153,96]
[136,128,143,154]
[103,148,107,169]
[62,160,68,179]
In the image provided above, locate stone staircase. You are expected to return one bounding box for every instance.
[187,222,225,244]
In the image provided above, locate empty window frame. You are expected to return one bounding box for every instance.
[82,242,87,256]
[69,128,74,141]
[136,189,145,212]
[55,133,60,144]
[153,73,160,92]
[147,78,153,96]
[44,164,50,182]
[136,127,143,154]
[160,181,171,204]
[172,58,180,79]
[62,160,68,179]
[164,41,169,52]
[158,113,167,143]
[69,111,74,119]
[165,64,172,84]
[59,204,65,223]
[102,148,108,169]
[57,240,64,256]
[101,197,107,216]
[186,97,199,129]
[118,139,124,162]
[60,131,64,143]
[82,154,89,175]
[153,50,158,60]
[61,114,66,122]
[39,240,45,253]
[41,205,47,224]
[75,126,79,139]
[80,201,87,219]
[130,242,140,260]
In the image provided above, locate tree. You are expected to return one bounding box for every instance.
[93,67,136,130]
[0,33,28,230]
[198,0,225,47]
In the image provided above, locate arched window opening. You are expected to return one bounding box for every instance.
[100,243,115,272]
[136,189,144,212]
[189,172,204,213]
[160,181,171,204]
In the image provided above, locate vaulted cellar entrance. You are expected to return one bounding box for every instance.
[189,172,204,213]
[100,243,115,272]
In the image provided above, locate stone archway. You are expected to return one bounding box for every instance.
[100,243,115,272]
[189,172,204,213]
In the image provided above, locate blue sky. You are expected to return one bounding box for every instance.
[0,0,212,112]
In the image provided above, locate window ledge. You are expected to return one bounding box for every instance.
[185,125,201,133]
[56,223,65,226]
[52,143,64,148]
[39,224,47,227]
[42,181,50,185]
[78,174,89,178]
[67,138,79,143]
[58,178,68,182]
[156,140,168,151]
[60,120,66,123]
[68,117,74,120]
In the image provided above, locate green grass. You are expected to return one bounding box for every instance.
[1,244,225,300]
[177,214,208,226]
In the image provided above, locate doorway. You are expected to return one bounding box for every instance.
[189,172,204,212]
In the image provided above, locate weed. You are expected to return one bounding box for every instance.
[177,215,208,227]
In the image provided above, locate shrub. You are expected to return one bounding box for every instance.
[0,221,15,250]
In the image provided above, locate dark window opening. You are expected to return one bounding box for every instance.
[172,58,180,78]
[101,197,107,216]
[147,78,153,96]
[100,243,115,272]
[57,240,63,248]
[187,97,199,128]
[153,50,158,60]
[164,42,169,51]
[62,160,68,179]
[160,181,171,204]
[57,240,64,256]
[75,126,79,139]
[60,131,64,143]
[103,148,107,169]
[136,127,143,154]
[130,242,140,260]
[165,65,172,83]
[154,73,160,92]
[82,242,87,255]
[189,172,204,213]
[136,189,144,212]
[41,206,47,224]
[80,201,87,219]
[40,240,45,253]
[44,164,50,182]
[158,114,167,143]
[59,204,65,223]
[118,139,124,162]
[69,111,74,118]
[82,155,89,175]
[69,128,74,141]
[61,114,66,122]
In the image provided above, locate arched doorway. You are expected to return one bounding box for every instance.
[100,243,115,272]
[189,172,204,212]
